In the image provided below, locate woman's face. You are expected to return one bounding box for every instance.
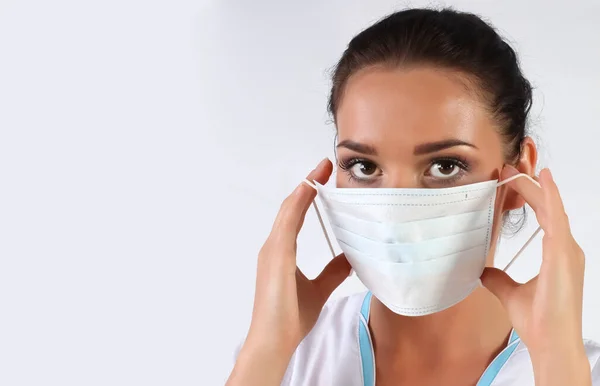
[334,66,536,262]
[335,66,505,190]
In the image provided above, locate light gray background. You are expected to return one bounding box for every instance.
[0,0,598,385]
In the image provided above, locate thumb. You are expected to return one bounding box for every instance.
[480,267,520,308]
[313,253,352,303]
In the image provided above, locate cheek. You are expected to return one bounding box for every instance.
[335,169,351,188]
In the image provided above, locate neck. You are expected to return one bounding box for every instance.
[369,287,512,364]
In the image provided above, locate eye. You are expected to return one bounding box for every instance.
[339,158,381,182]
[427,159,463,179]
[350,161,378,180]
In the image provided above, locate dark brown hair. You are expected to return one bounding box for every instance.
[328,8,533,163]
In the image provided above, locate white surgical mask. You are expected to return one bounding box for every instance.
[305,173,541,317]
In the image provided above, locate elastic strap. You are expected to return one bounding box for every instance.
[496,173,543,271]
[502,226,542,272]
[303,179,317,190]
[496,173,541,188]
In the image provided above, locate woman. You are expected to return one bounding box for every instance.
[226,8,599,386]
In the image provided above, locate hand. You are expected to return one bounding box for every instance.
[481,166,591,386]
[227,158,351,386]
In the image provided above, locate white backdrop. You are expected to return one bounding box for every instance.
[1,0,598,385]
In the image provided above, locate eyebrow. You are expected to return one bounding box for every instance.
[336,140,377,155]
[336,138,477,156]
[413,139,477,155]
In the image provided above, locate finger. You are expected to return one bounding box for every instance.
[538,169,571,236]
[539,169,563,209]
[313,253,352,303]
[500,165,546,223]
[294,159,334,234]
[271,158,333,242]
[480,267,520,309]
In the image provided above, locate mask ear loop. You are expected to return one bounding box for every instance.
[495,173,543,272]
[303,179,337,259]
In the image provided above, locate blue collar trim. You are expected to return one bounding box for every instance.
[357,292,520,386]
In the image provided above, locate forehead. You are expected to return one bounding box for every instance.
[335,66,496,149]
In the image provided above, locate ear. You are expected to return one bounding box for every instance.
[502,137,538,211]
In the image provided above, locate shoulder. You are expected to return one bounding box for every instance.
[281,291,368,386]
[495,338,600,385]
[299,290,366,350]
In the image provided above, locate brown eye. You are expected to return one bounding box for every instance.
[349,161,379,180]
[428,161,460,178]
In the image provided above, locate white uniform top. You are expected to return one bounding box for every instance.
[255,291,600,386]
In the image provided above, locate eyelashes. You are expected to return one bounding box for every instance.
[431,156,470,171]
[337,157,369,173]
[337,157,378,183]
[425,157,470,185]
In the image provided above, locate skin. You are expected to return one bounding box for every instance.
[226,67,590,386]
